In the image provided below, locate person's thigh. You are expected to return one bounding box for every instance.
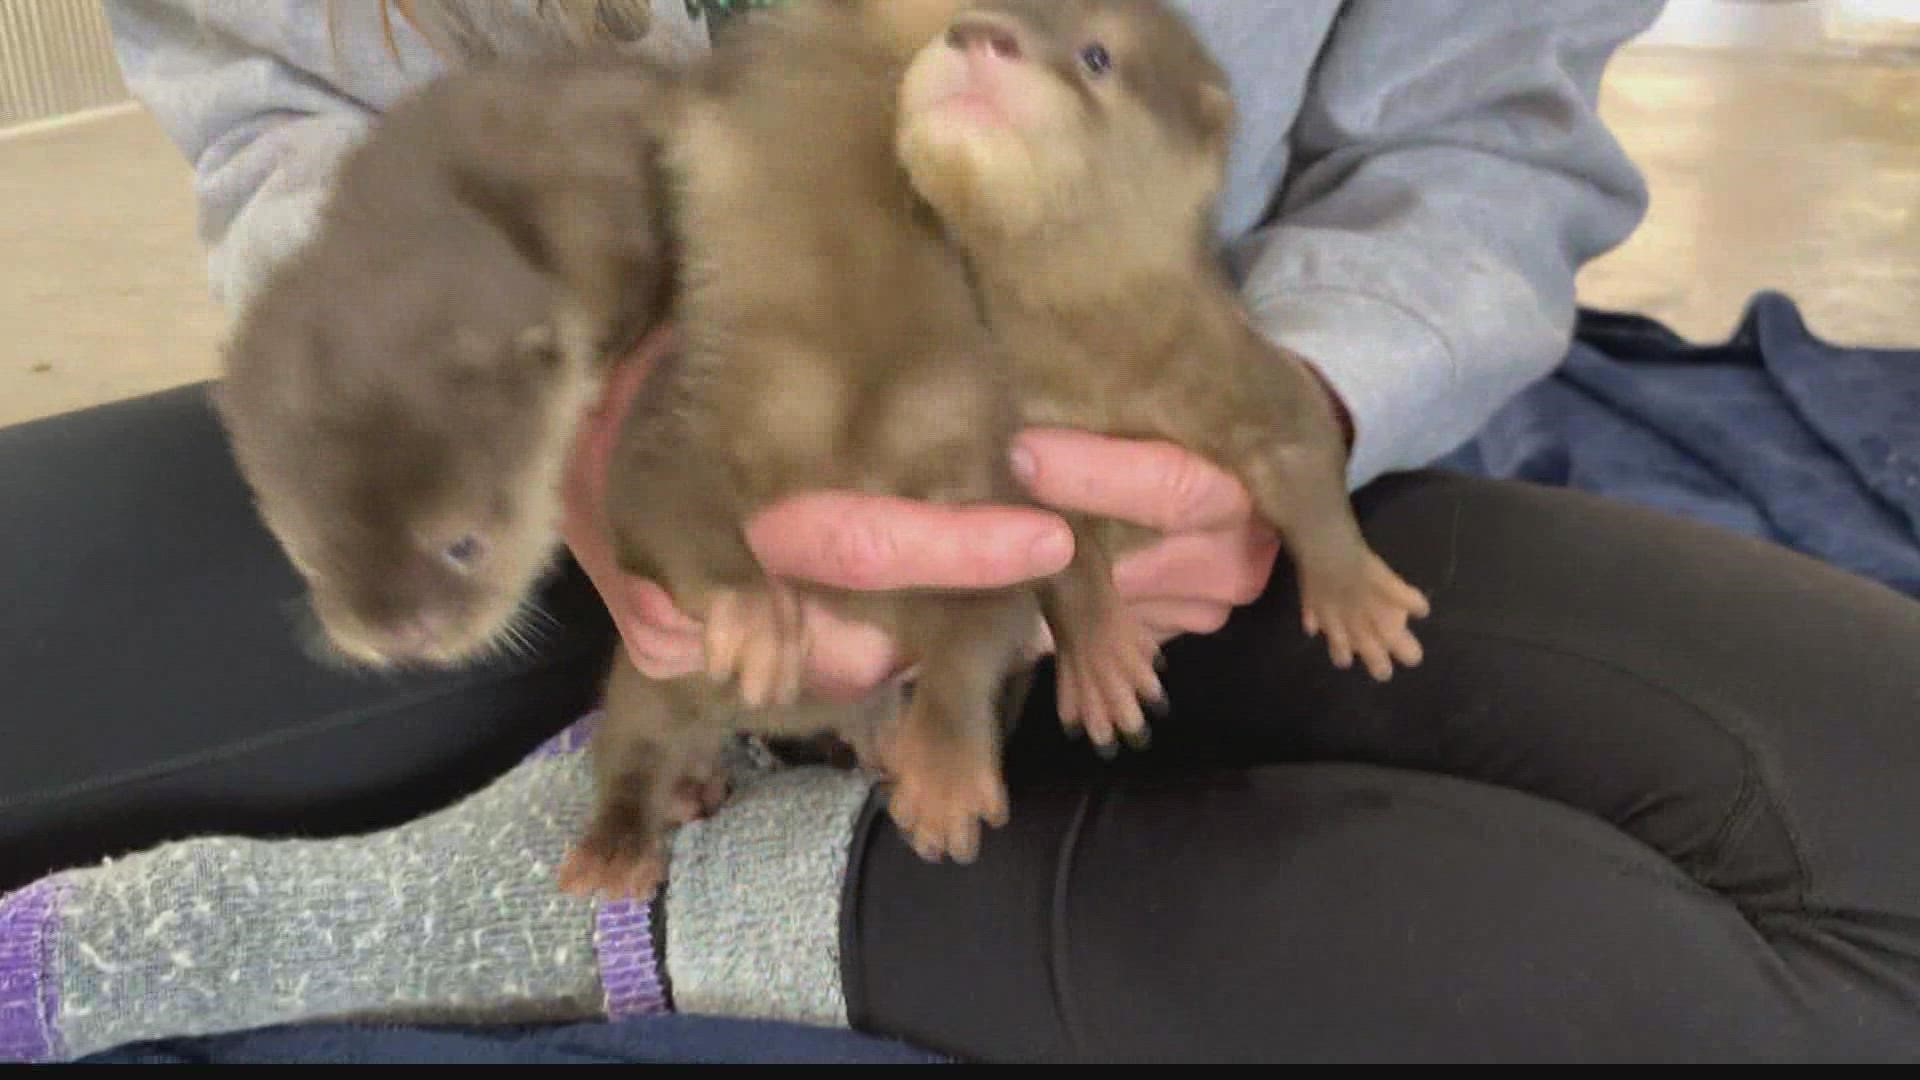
[850,760,1911,1062]
[1012,470,1920,919]
[0,384,615,891]
[978,469,1920,1057]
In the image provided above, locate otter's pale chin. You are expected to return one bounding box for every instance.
[305,597,481,673]
[312,619,405,672]
[900,109,1076,245]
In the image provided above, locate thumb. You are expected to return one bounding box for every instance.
[1013,427,1252,533]
[747,491,1073,593]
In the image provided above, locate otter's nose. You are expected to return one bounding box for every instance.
[946,14,1025,61]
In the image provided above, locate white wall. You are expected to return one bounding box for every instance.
[1638,0,1830,50]
[1636,0,1920,52]
[0,1,128,131]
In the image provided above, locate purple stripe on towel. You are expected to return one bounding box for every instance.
[594,896,669,1018]
[0,879,65,1063]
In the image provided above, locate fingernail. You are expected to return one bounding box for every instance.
[1010,444,1038,485]
[1029,526,1073,572]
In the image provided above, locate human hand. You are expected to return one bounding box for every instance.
[1010,428,1283,648]
[559,328,1075,701]
[1010,343,1359,648]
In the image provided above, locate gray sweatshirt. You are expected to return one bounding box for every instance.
[102,0,1662,488]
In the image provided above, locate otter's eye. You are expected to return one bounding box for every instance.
[443,535,485,569]
[1079,42,1112,77]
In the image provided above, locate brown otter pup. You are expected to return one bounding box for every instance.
[895,0,1432,747]
[575,0,1043,887]
[214,55,680,670]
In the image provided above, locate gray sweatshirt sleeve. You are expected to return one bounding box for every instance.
[1231,0,1663,488]
[101,0,446,314]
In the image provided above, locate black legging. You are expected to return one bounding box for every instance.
[4,384,1919,1061]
